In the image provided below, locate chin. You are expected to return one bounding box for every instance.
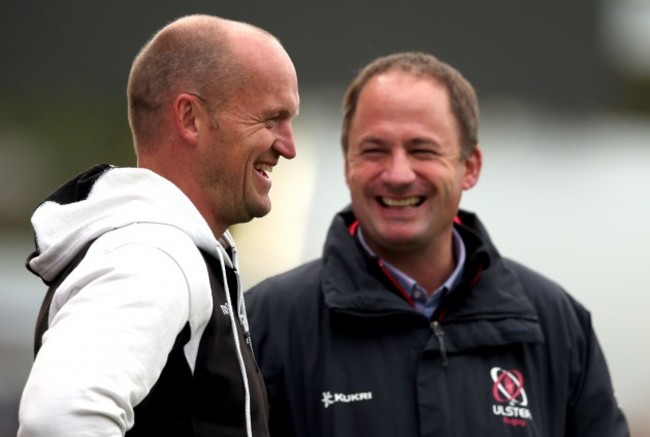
[248,201,272,219]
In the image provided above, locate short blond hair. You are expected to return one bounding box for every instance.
[127,15,244,149]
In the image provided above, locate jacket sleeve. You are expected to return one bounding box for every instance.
[565,309,629,436]
[17,242,192,436]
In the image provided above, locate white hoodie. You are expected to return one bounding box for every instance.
[18,165,254,436]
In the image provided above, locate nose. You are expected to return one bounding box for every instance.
[274,121,297,160]
[383,149,415,185]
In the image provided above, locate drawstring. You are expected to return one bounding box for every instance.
[215,244,253,437]
[223,233,251,343]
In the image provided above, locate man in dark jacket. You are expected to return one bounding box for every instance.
[245,52,629,436]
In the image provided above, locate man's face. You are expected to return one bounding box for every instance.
[345,71,480,258]
[196,44,299,230]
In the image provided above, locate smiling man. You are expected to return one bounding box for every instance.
[19,14,298,437]
[244,52,629,437]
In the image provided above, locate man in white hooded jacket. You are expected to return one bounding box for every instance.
[18,14,299,437]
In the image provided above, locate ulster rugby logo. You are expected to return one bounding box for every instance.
[490,367,533,428]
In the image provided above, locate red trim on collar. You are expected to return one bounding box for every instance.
[377,260,415,307]
[348,220,360,235]
[468,268,482,288]
[348,219,414,307]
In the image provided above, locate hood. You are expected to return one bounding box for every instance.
[27,164,232,283]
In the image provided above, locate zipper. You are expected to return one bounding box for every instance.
[431,321,449,367]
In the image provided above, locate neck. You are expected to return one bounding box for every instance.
[368,232,456,296]
[139,158,227,239]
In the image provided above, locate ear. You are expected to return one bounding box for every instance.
[461,145,482,190]
[173,93,203,145]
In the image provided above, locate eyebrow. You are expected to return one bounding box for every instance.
[265,107,299,119]
[359,137,388,146]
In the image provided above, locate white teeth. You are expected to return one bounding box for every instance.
[382,197,420,207]
[256,164,273,173]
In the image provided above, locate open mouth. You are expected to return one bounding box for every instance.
[378,196,424,208]
[254,163,273,178]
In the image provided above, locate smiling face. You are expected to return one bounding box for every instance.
[195,36,299,232]
[345,70,481,260]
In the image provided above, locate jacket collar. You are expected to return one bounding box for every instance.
[320,207,544,349]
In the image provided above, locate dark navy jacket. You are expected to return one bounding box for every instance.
[245,208,629,437]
